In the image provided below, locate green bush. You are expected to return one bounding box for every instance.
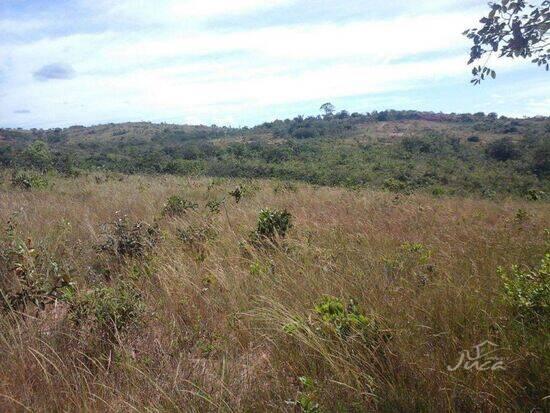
[314,296,378,340]
[255,208,293,240]
[383,177,407,193]
[0,234,71,314]
[499,253,549,324]
[526,188,545,201]
[486,138,520,161]
[69,282,144,341]
[10,170,49,190]
[162,195,198,217]
[97,215,160,258]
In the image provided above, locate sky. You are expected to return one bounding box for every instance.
[0,0,548,129]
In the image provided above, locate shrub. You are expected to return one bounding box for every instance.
[292,127,316,139]
[499,253,549,324]
[255,208,293,240]
[526,188,545,201]
[467,135,480,142]
[486,138,520,161]
[0,235,71,314]
[162,195,198,217]
[10,170,49,190]
[177,224,216,247]
[22,140,52,171]
[229,186,243,203]
[314,296,378,341]
[97,215,160,258]
[69,282,144,341]
[205,199,223,214]
[383,177,407,193]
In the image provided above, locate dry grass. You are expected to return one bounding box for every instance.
[0,173,548,412]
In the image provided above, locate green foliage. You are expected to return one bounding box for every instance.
[205,199,223,214]
[249,259,272,277]
[3,113,549,198]
[499,253,550,324]
[0,233,71,313]
[526,188,545,201]
[22,140,52,171]
[486,138,520,161]
[401,242,432,265]
[255,208,293,240]
[69,282,144,340]
[229,186,243,203]
[10,170,49,190]
[177,224,216,247]
[464,0,550,84]
[383,177,408,193]
[314,296,378,340]
[162,195,198,217]
[287,376,321,413]
[97,215,160,258]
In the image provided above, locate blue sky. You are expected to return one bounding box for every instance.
[1,0,548,128]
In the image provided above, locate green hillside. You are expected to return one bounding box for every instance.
[1,110,549,197]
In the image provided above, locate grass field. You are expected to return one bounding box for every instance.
[0,173,548,412]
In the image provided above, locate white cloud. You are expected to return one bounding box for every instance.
[83,0,294,24]
[0,18,48,35]
[0,0,547,128]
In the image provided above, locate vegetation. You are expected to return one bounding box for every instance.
[465,0,550,84]
[0,173,548,411]
[1,110,549,198]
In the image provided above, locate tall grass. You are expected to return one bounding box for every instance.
[0,173,548,412]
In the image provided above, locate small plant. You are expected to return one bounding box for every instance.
[481,188,496,199]
[255,208,293,240]
[499,253,549,324]
[205,199,223,214]
[401,242,431,265]
[177,224,216,246]
[0,232,72,314]
[296,376,320,413]
[162,195,198,217]
[97,215,160,258]
[431,186,445,197]
[286,376,320,413]
[314,296,378,341]
[526,188,545,201]
[10,170,49,190]
[273,181,298,194]
[249,259,273,276]
[69,282,144,341]
[383,177,407,193]
[229,186,243,203]
[515,208,529,223]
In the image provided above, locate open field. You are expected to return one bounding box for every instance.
[0,173,548,412]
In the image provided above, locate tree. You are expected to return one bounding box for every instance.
[486,138,520,161]
[23,140,52,171]
[320,102,335,117]
[464,0,549,84]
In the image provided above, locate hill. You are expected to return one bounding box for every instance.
[1,110,549,198]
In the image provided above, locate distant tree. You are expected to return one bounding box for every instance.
[23,140,52,171]
[320,102,335,117]
[486,138,521,161]
[464,0,549,84]
[532,143,550,176]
